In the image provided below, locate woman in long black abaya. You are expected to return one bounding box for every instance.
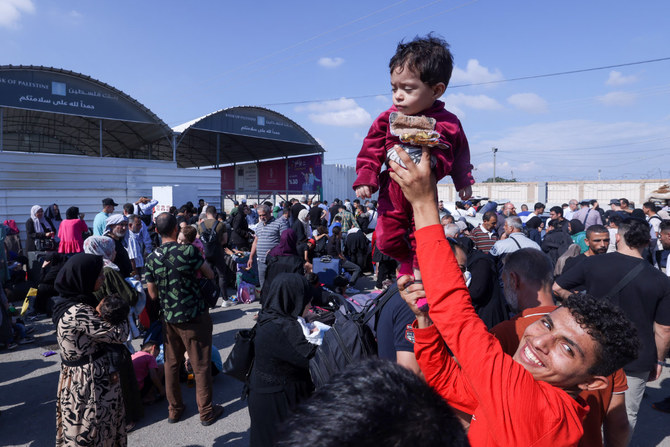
[248,273,317,447]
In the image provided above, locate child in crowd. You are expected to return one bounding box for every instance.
[131,341,165,404]
[178,225,205,258]
[179,225,206,280]
[353,34,475,277]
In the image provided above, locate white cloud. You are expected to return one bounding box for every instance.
[507,93,548,114]
[295,98,372,127]
[374,95,391,104]
[451,59,503,85]
[0,0,35,29]
[444,92,502,111]
[597,91,637,106]
[318,57,344,68]
[606,70,637,86]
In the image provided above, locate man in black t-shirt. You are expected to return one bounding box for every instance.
[562,224,610,274]
[554,219,670,433]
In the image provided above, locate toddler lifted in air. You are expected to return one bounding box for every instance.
[354,34,475,286]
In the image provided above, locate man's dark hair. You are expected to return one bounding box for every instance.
[550,206,563,217]
[482,210,497,222]
[179,204,191,214]
[618,219,651,249]
[205,205,217,216]
[123,203,134,215]
[534,202,545,211]
[276,359,468,447]
[155,212,177,237]
[660,220,670,233]
[65,206,80,220]
[98,294,130,326]
[389,34,454,87]
[608,213,623,227]
[547,218,559,229]
[502,248,553,289]
[642,201,657,211]
[585,224,608,238]
[334,215,342,222]
[620,198,630,207]
[168,206,177,215]
[331,225,341,237]
[562,294,638,377]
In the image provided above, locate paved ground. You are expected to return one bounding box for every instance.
[1,274,669,446]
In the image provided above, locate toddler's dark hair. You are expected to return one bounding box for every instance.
[180,225,198,244]
[98,294,130,326]
[389,33,454,87]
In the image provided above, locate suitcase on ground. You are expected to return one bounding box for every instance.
[312,255,340,288]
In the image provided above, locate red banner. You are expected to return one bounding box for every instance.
[258,159,287,191]
[220,166,235,192]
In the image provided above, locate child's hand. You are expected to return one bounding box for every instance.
[355,185,372,199]
[458,185,472,201]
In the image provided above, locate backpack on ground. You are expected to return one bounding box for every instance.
[199,221,221,261]
[309,284,397,389]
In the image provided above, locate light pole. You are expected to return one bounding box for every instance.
[492,147,498,183]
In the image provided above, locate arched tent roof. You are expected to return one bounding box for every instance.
[174,106,324,168]
[0,65,173,160]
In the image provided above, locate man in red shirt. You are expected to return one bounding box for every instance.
[389,147,638,446]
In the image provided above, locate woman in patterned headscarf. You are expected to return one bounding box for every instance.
[52,253,129,447]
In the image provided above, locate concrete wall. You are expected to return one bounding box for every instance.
[438,179,669,209]
[0,151,221,234]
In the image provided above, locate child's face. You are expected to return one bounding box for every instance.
[177,233,187,244]
[391,64,444,116]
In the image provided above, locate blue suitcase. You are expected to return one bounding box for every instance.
[312,255,340,288]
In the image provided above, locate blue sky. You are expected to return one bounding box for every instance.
[2,0,669,182]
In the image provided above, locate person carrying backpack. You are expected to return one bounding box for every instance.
[198,206,228,299]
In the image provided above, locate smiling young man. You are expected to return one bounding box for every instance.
[389,146,638,446]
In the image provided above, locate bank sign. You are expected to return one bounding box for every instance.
[0,68,156,123]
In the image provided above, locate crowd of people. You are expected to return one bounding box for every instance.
[0,183,668,445]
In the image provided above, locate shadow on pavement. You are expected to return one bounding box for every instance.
[0,369,59,446]
[214,430,250,446]
[0,358,55,383]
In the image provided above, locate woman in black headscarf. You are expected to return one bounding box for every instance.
[568,219,588,253]
[248,273,317,447]
[263,229,305,303]
[53,253,129,447]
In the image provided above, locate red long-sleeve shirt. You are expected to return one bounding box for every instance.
[414,224,588,446]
